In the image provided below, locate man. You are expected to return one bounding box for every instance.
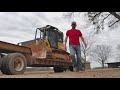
[65,21,87,71]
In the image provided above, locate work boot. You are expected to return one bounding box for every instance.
[81,68,85,71]
[76,68,85,72]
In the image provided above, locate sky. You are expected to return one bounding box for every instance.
[0,12,120,68]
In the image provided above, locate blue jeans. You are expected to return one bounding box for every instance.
[69,45,83,70]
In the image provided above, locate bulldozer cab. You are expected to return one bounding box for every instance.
[35,25,63,49]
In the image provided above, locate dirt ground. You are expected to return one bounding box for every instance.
[0,68,120,78]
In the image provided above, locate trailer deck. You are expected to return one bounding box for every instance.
[0,41,32,54]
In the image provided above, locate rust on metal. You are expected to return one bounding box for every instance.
[31,58,72,67]
[0,40,72,67]
[22,39,71,61]
[24,40,47,58]
[0,41,32,54]
[5,38,72,67]
[46,49,71,61]
[23,54,34,65]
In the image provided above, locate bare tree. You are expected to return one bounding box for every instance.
[90,45,112,68]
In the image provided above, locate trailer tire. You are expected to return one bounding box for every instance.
[1,55,11,74]
[5,53,27,75]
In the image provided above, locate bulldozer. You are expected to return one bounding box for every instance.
[0,25,73,75]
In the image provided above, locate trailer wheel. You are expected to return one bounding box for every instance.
[2,53,27,75]
[1,55,10,74]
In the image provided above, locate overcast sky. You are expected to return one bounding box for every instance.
[0,12,120,68]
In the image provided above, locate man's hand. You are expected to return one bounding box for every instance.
[84,43,87,48]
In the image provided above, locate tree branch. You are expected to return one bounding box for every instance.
[89,12,102,22]
[109,12,120,20]
[108,19,120,27]
[100,14,111,26]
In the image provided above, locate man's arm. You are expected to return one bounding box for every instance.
[64,36,68,51]
[80,36,87,48]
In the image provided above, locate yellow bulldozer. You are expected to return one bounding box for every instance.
[0,25,73,75]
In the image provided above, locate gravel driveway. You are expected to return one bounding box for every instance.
[0,68,120,78]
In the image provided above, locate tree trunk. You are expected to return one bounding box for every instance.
[84,54,86,63]
[102,60,105,68]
